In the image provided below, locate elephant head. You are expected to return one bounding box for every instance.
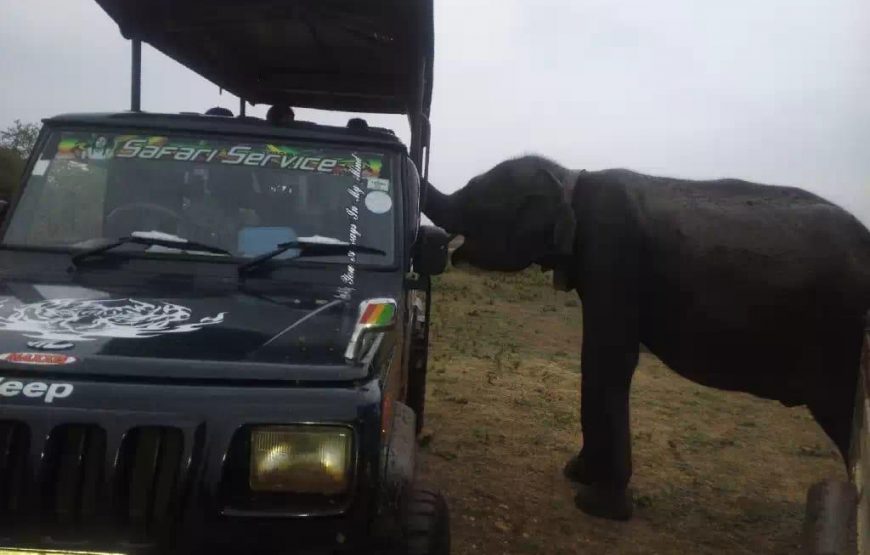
[423,156,577,272]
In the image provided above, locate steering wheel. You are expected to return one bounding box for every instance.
[105,202,182,235]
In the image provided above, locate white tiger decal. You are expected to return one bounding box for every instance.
[0,298,226,341]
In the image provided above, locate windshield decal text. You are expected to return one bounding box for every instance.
[117,139,220,163]
[336,154,365,301]
[115,139,344,172]
[93,136,386,178]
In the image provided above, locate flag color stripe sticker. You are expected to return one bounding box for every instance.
[360,303,395,326]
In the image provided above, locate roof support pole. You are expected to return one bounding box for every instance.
[239,98,246,117]
[422,116,431,180]
[408,56,428,172]
[131,39,142,112]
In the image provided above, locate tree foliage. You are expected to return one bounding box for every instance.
[0,120,40,159]
[0,120,39,201]
[0,147,24,201]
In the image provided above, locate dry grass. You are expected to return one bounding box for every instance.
[418,266,844,554]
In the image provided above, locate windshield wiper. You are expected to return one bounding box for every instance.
[238,240,386,276]
[71,235,232,267]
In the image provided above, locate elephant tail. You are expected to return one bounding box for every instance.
[855,241,870,316]
[842,212,870,314]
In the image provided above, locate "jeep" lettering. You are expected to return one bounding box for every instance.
[0,377,74,403]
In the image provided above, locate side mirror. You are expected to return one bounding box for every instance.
[413,225,450,276]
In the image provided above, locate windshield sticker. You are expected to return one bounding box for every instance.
[55,134,385,178]
[367,177,390,192]
[0,298,226,341]
[89,136,113,160]
[335,154,365,301]
[365,191,393,214]
[31,159,50,176]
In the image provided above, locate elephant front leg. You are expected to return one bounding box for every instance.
[562,183,641,520]
[573,357,634,520]
[564,364,633,485]
[566,260,640,520]
[567,349,636,520]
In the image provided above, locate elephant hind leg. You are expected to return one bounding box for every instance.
[806,356,858,466]
[804,318,864,467]
[808,392,855,467]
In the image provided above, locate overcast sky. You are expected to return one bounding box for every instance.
[1,0,868,225]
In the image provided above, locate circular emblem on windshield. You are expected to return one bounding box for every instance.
[364,191,392,214]
[27,340,75,351]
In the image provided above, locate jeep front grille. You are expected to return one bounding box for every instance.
[0,420,193,547]
[0,421,29,525]
[43,424,106,536]
[116,426,184,541]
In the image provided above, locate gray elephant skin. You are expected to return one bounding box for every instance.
[423,155,870,520]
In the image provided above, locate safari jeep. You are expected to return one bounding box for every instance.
[0,1,450,554]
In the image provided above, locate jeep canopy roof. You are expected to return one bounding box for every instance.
[94,0,434,117]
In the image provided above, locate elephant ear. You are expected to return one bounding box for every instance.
[540,169,576,256]
[513,193,559,244]
[513,169,577,259]
[553,203,576,256]
[538,169,578,291]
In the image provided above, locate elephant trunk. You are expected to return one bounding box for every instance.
[422,179,459,232]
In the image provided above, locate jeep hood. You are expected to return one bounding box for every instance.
[0,278,394,381]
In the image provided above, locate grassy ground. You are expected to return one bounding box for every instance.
[418,265,844,555]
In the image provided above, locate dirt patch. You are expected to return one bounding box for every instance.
[419,266,843,554]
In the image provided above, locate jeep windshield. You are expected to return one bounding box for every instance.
[2,129,397,267]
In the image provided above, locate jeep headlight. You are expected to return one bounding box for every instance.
[250,426,353,495]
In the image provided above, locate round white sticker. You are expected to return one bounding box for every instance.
[365,191,393,214]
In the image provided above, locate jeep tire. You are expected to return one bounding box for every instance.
[403,488,450,555]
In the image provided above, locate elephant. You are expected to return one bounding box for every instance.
[422,155,870,520]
